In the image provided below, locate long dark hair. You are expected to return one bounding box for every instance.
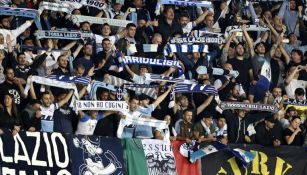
[3,94,18,118]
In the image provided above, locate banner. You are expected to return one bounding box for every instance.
[71,15,132,27]
[68,135,125,175]
[0,132,71,174]
[75,100,129,111]
[0,7,42,30]
[141,139,177,175]
[202,144,307,175]
[220,101,278,112]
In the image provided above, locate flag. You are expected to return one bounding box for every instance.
[229,148,256,167]
[122,139,177,175]
[68,135,126,175]
[171,140,201,175]
[190,141,227,163]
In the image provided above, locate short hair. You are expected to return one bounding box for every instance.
[126,23,136,29]
[180,13,190,19]
[75,63,85,70]
[295,88,305,96]
[102,23,110,28]
[291,49,303,58]
[40,91,51,99]
[17,52,25,58]
[183,108,193,115]
[102,38,110,43]
[129,96,139,102]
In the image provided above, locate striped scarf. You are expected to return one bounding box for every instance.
[47,75,90,85]
[164,44,209,56]
[105,75,157,99]
[117,116,170,141]
[169,36,224,44]
[174,84,217,94]
[126,44,208,56]
[23,76,79,110]
[71,15,132,27]
[39,1,74,14]
[35,30,94,40]
[89,81,117,100]
[0,6,42,30]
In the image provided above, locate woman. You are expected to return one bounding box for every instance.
[284,116,304,146]
[0,93,21,134]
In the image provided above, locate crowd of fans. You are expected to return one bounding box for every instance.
[0,0,306,148]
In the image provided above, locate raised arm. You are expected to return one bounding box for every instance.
[242,24,255,57]
[194,10,209,25]
[58,90,73,108]
[152,85,173,110]
[196,95,214,115]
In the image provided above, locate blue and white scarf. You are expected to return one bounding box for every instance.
[164,44,209,56]
[0,7,42,30]
[39,1,74,14]
[174,84,217,94]
[47,75,90,85]
[105,75,157,99]
[220,101,278,112]
[89,81,117,100]
[169,36,224,44]
[127,44,165,55]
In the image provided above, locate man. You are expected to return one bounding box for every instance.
[74,43,94,75]
[176,109,194,144]
[192,66,216,122]
[179,11,208,35]
[14,53,30,82]
[153,6,182,43]
[29,83,73,132]
[0,68,26,107]
[255,114,281,147]
[0,16,34,46]
[222,104,268,144]
[193,114,216,143]
[285,66,307,99]
[52,54,70,76]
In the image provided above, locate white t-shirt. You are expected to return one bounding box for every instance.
[182,21,196,35]
[75,113,103,136]
[285,79,307,99]
[40,103,59,132]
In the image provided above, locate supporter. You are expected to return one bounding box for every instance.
[20,99,41,131]
[0,93,21,134]
[28,82,73,132]
[14,53,31,82]
[255,114,281,147]
[193,114,216,143]
[176,109,194,144]
[285,66,307,99]
[74,43,95,75]
[178,10,208,35]
[75,110,103,136]
[153,6,182,43]
[214,115,227,137]
[284,116,304,146]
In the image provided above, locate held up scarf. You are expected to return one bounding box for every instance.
[34,30,94,40]
[71,15,132,27]
[46,75,91,85]
[220,101,278,112]
[76,100,129,111]
[39,1,74,14]
[89,80,117,100]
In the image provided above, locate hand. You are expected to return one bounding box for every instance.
[153,18,159,27]
[6,34,11,46]
[273,139,281,147]
[298,6,303,14]
[87,67,95,77]
[35,110,42,119]
[251,80,257,85]
[45,67,53,76]
[295,127,301,134]
[241,24,247,31]
[28,127,36,132]
[47,39,53,51]
[185,138,192,144]
[0,129,3,135]
[244,135,251,143]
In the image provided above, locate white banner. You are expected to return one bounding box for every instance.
[76,100,129,111]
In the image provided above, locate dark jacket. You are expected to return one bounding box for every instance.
[223,110,269,144]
